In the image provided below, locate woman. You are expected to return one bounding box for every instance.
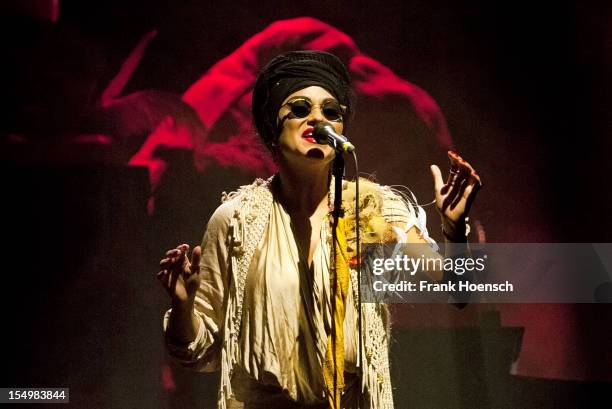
[157,51,481,409]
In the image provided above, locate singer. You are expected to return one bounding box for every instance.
[157,51,481,408]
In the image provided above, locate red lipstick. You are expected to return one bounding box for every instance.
[302,127,315,143]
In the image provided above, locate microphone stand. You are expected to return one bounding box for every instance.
[330,152,344,408]
[330,143,363,408]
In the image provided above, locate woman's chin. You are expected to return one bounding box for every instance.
[279,146,334,167]
[305,147,326,159]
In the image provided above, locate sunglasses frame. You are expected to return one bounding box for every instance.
[280,97,346,123]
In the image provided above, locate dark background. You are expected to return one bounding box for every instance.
[2,0,610,408]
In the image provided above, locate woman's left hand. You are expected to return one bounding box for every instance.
[430,151,482,225]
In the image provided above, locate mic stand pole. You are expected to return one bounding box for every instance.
[330,152,344,408]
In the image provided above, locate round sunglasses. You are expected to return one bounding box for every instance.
[281,98,345,122]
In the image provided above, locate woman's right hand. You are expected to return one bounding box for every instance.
[157,244,202,309]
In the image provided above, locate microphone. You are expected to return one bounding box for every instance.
[313,122,355,153]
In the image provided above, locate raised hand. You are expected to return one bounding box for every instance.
[430,150,482,227]
[157,244,202,308]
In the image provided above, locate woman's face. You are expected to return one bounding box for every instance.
[276,86,345,168]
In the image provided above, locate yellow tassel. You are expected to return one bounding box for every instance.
[324,217,351,409]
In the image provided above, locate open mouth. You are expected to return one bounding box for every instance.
[302,127,316,143]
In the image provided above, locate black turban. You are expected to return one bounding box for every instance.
[252,50,353,152]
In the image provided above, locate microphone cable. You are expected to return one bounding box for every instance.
[350,150,364,403]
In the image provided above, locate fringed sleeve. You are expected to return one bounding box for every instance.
[162,198,238,372]
[380,185,438,251]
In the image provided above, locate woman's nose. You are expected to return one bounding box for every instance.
[306,106,325,124]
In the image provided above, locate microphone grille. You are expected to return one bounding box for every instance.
[313,122,332,143]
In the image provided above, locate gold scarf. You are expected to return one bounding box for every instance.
[324,216,351,409]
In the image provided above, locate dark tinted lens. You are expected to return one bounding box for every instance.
[322,102,343,121]
[288,100,311,118]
